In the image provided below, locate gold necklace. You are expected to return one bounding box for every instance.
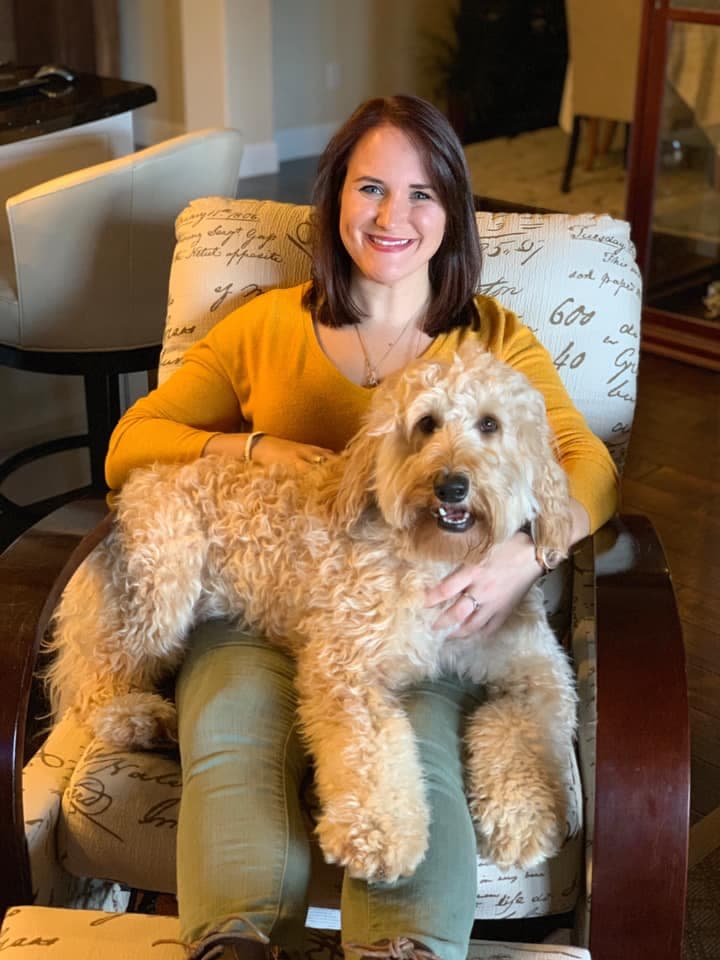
[354,315,416,387]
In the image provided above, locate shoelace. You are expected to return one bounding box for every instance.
[153,913,269,959]
[343,937,440,960]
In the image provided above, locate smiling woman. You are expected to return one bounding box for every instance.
[102,94,618,960]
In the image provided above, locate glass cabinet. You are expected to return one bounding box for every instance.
[627,0,720,368]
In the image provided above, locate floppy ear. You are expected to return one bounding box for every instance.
[517,396,574,567]
[322,380,400,532]
[530,454,574,569]
[324,428,382,531]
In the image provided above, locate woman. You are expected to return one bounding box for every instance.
[106,95,617,960]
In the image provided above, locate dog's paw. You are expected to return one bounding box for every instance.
[90,693,178,750]
[317,802,429,883]
[471,779,565,870]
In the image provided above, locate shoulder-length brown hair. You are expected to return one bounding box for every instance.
[303,95,482,336]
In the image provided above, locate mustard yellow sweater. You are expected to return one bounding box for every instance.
[106,283,618,531]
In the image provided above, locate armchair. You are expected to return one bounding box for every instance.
[0,198,689,960]
[0,128,244,534]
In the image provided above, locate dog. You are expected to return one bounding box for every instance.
[47,343,577,883]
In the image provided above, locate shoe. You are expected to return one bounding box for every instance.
[343,937,440,960]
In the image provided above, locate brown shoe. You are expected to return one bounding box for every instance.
[343,937,441,960]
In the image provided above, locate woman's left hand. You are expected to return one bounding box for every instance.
[424,532,544,639]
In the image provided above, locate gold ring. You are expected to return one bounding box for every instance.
[462,591,481,613]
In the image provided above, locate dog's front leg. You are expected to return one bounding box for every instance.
[464,645,577,870]
[295,650,430,883]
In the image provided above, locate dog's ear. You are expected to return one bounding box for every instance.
[322,385,398,532]
[530,454,574,569]
[324,428,382,531]
[517,398,574,566]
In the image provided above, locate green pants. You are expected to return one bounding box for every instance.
[176,621,483,960]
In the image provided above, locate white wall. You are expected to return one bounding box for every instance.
[117,0,456,169]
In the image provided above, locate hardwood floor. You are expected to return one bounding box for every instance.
[621,352,720,822]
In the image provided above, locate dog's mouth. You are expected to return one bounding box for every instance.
[430,504,476,533]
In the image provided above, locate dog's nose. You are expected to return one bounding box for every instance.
[433,472,469,503]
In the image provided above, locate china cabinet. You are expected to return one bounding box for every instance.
[626,0,720,368]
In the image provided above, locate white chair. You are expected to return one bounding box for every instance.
[0,128,244,530]
[560,0,644,192]
[0,198,689,960]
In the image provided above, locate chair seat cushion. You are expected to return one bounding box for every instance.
[56,730,583,922]
[0,907,591,959]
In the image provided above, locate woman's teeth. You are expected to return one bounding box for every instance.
[370,236,413,248]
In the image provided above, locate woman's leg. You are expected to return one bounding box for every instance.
[341,676,484,960]
[176,621,311,956]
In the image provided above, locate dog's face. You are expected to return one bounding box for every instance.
[332,343,573,565]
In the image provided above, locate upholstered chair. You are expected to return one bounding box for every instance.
[0,129,244,532]
[0,198,689,960]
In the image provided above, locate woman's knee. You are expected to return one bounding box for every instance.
[176,622,306,781]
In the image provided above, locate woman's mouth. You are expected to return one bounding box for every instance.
[367,235,415,251]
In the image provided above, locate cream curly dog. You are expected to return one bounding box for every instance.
[48,343,577,883]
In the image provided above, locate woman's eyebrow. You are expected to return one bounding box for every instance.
[352,175,434,190]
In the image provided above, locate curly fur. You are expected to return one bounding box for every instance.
[46,343,577,882]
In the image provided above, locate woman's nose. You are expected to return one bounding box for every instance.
[375,193,406,229]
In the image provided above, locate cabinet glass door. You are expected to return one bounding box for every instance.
[626,1,720,368]
[647,21,720,328]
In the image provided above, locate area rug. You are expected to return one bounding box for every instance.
[464,126,719,242]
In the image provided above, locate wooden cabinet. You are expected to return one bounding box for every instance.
[627,0,720,369]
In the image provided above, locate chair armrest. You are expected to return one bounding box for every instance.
[0,501,109,919]
[590,513,689,960]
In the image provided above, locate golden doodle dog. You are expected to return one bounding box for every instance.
[48,343,577,883]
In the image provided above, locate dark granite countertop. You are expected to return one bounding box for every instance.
[0,66,157,146]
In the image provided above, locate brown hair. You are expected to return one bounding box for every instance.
[303,95,482,336]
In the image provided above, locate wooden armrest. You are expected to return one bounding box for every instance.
[0,500,109,920]
[590,513,689,960]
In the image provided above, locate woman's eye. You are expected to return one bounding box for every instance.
[360,184,382,195]
[411,190,431,201]
[416,415,438,435]
[477,416,498,434]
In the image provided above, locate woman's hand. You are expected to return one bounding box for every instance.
[424,532,544,639]
[203,433,336,472]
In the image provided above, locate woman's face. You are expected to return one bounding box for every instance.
[339,124,447,290]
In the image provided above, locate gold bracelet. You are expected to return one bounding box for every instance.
[243,431,266,462]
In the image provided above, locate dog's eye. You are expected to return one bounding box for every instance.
[416,415,438,435]
[477,416,498,434]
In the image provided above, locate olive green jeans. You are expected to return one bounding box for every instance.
[176,621,482,960]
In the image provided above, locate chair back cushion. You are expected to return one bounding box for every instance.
[161,198,641,471]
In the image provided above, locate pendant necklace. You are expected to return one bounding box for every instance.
[354,314,416,387]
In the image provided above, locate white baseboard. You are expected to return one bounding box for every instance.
[238,140,280,178]
[275,122,338,162]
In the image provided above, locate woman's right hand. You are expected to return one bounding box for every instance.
[203,433,336,471]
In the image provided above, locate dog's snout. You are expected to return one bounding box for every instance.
[433,472,469,504]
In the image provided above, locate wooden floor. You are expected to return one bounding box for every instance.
[621,352,720,823]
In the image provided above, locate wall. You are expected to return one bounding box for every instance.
[117,0,456,164]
